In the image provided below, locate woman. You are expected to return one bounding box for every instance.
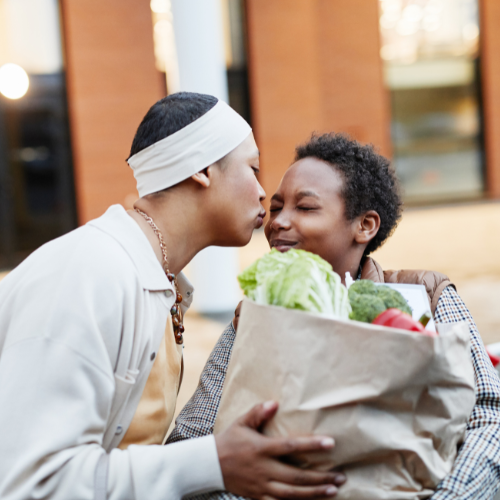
[168,133,500,500]
[0,93,342,500]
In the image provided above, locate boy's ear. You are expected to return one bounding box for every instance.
[354,210,380,245]
[191,165,215,188]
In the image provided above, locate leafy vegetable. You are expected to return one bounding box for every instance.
[348,279,412,323]
[238,249,351,318]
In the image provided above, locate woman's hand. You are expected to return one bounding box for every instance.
[215,401,346,499]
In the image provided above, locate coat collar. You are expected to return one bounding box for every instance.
[360,257,385,282]
[87,205,194,302]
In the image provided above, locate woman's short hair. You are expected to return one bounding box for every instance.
[295,133,403,256]
[128,92,218,159]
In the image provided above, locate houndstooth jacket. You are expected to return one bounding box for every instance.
[167,286,500,500]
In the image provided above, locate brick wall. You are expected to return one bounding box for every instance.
[61,0,164,223]
[480,0,500,198]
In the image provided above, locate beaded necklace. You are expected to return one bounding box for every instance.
[135,208,184,345]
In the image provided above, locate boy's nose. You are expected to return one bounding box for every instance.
[271,211,292,231]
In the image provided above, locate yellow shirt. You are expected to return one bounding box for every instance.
[119,317,183,448]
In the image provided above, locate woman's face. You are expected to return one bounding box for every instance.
[264,157,361,274]
[209,133,266,247]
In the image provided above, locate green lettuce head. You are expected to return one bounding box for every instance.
[238,249,351,319]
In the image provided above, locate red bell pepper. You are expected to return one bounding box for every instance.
[486,349,500,368]
[372,308,437,337]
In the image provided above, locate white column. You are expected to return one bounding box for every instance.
[171,0,241,313]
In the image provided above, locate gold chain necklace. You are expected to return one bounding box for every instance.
[135,208,184,345]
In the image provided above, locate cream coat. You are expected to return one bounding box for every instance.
[0,205,224,500]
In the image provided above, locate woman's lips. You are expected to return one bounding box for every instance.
[270,240,298,252]
[256,210,266,228]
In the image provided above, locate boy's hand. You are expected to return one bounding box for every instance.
[215,401,346,499]
[232,301,242,330]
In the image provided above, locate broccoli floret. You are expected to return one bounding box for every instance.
[376,285,412,316]
[347,280,413,323]
[349,293,387,323]
[348,279,377,300]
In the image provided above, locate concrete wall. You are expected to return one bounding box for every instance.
[245,0,391,202]
[480,0,500,198]
[61,0,164,223]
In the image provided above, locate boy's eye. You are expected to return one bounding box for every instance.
[297,206,316,211]
[269,205,282,213]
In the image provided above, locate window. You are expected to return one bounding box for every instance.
[379,0,482,203]
[223,0,251,123]
[0,0,75,269]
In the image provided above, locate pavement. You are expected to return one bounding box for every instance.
[2,200,500,427]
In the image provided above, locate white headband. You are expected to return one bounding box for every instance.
[127,100,252,197]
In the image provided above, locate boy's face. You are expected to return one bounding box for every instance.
[264,157,361,272]
[208,133,266,247]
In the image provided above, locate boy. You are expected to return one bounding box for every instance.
[169,133,500,500]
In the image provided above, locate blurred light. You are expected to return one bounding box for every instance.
[397,40,418,65]
[0,63,29,99]
[154,19,169,35]
[423,15,441,32]
[380,12,400,30]
[424,0,444,15]
[463,23,479,41]
[380,44,397,60]
[150,0,169,14]
[381,0,402,14]
[397,18,419,36]
[17,146,50,162]
[403,5,423,23]
[150,0,179,92]
[153,19,170,72]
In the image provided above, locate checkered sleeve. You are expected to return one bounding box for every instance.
[167,323,246,500]
[431,286,500,500]
[167,322,236,443]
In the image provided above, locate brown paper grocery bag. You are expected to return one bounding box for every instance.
[214,300,475,500]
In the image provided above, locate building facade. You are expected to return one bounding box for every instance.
[0,0,499,270]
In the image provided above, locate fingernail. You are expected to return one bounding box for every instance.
[320,437,335,448]
[326,486,337,496]
[263,400,276,411]
[335,473,347,484]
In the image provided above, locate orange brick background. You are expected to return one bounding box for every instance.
[59,0,500,222]
[480,0,500,198]
[61,0,164,224]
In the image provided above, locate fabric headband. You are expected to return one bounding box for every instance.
[127,100,252,198]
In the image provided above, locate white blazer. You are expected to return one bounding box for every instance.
[0,205,224,500]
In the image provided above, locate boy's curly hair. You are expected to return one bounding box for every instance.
[295,133,403,256]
